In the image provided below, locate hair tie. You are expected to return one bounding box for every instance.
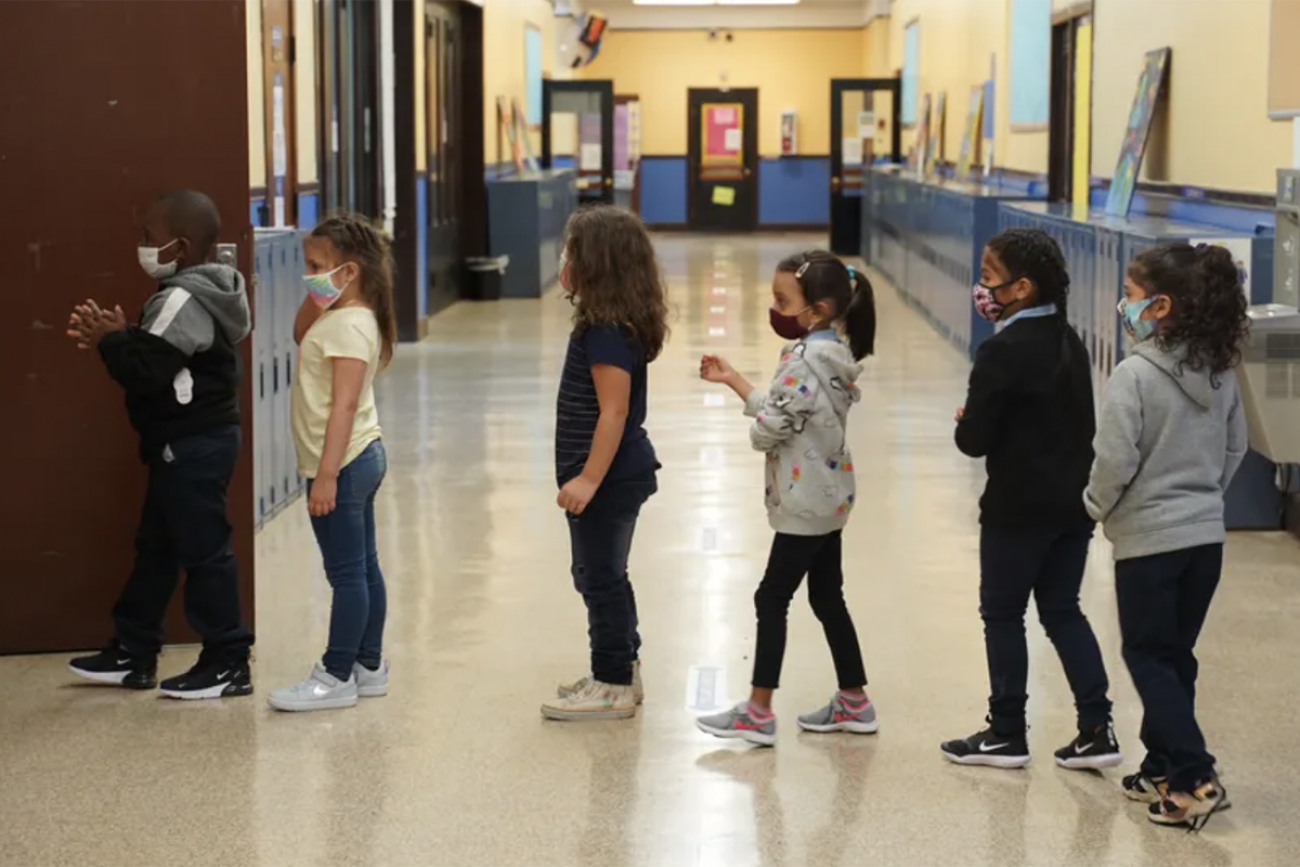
[846,265,856,282]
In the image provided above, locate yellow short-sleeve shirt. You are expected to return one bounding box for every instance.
[291,306,382,479]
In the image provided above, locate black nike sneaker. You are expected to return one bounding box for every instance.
[1055,723,1123,771]
[69,641,157,690]
[941,724,1031,768]
[159,653,253,700]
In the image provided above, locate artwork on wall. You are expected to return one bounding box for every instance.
[512,99,540,173]
[927,91,946,177]
[1008,0,1050,128]
[957,85,984,179]
[911,94,931,173]
[1104,47,1171,218]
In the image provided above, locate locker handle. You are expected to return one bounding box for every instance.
[259,365,265,400]
[273,357,280,393]
[285,353,292,386]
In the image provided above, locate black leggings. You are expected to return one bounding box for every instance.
[751,531,868,690]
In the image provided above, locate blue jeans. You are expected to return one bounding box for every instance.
[567,476,657,685]
[307,439,388,679]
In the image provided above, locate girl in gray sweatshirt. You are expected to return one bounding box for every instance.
[694,251,877,746]
[1085,243,1249,830]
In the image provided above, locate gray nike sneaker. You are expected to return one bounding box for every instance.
[797,693,879,734]
[268,663,358,712]
[353,660,389,698]
[558,661,643,705]
[695,702,777,747]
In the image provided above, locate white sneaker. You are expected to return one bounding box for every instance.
[268,662,358,712]
[557,661,643,705]
[541,679,636,721]
[354,660,389,698]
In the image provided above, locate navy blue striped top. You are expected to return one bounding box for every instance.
[555,323,657,487]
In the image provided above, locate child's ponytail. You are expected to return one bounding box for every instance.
[844,266,877,361]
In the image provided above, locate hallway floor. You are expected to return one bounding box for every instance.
[3,235,1300,867]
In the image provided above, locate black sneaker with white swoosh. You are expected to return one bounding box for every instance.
[1054,724,1123,770]
[941,725,1031,768]
[159,654,253,700]
[69,641,157,690]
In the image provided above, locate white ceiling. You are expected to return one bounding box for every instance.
[588,0,891,31]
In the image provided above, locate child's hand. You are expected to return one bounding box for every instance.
[557,476,598,516]
[67,300,126,349]
[955,406,966,422]
[308,475,337,517]
[700,355,736,384]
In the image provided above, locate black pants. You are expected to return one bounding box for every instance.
[567,476,656,685]
[752,531,867,690]
[980,525,1111,736]
[1116,544,1221,793]
[113,427,253,660]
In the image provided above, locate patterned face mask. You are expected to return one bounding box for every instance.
[303,264,353,309]
[972,280,1015,323]
[1118,296,1159,342]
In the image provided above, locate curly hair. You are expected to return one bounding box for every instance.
[1128,243,1250,379]
[563,206,669,361]
[311,213,398,368]
[775,250,877,360]
[985,227,1071,314]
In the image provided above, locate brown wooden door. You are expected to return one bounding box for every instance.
[262,0,298,227]
[0,0,255,654]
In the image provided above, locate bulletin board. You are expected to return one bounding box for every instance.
[1103,47,1170,218]
[1268,0,1300,118]
[902,20,920,125]
[702,104,744,166]
[1008,0,1050,129]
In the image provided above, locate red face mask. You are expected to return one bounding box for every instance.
[769,306,811,340]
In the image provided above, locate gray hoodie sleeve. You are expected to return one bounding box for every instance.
[1084,363,1144,523]
[745,354,819,453]
[1222,379,1248,491]
[140,287,216,357]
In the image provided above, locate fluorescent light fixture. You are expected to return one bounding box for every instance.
[634,0,799,4]
[631,0,715,5]
[717,0,800,4]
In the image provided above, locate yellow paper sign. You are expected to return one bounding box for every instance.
[712,186,736,206]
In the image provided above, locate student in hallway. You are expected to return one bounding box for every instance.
[541,207,668,722]
[268,214,397,713]
[1086,243,1248,830]
[66,190,254,699]
[695,251,878,747]
[941,228,1120,769]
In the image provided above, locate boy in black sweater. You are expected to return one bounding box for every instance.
[65,190,254,700]
[940,229,1119,769]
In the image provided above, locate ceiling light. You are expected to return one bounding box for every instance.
[717,0,800,4]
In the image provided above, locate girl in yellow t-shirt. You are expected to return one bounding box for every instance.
[269,214,397,713]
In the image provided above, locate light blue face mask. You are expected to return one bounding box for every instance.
[1119,297,1158,342]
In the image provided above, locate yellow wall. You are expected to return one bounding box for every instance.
[1090,0,1290,193]
[576,29,873,156]
[247,0,266,189]
[295,0,318,184]
[888,0,1047,174]
[483,0,554,164]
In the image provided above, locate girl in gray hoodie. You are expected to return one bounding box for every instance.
[1085,243,1249,829]
[694,251,877,746]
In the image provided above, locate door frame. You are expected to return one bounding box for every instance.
[542,79,616,205]
[686,87,759,232]
[829,77,901,255]
[261,0,298,227]
[1048,3,1092,202]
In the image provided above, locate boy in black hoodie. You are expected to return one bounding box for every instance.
[66,190,254,699]
[939,229,1119,769]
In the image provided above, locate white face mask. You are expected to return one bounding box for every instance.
[138,239,180,280]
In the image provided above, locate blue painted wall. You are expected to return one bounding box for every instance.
[639,157,688,226]
[250,198,265,228]
[759,157,830,225]
[298,192,319,229]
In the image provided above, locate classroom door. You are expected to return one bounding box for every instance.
[0,0,254,654]
[829,78,901,256]
[262,0,297,227]
[320,0,382,218]
[426,0,464,315]
[543,80,615,206]
[687,88,758,233]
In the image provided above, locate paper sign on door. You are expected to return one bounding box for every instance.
[712,186,736,206]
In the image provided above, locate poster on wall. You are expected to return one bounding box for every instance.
[512,99,540,173]
[1104,47,1171,218]
[956,86,984,179]
[926,92,946,178]
[911,94,932,173]
[703,104,744,165]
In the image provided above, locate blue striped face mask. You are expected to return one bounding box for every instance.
[1118,297,1159,342]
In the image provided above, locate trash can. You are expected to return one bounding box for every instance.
[465,255,509,301]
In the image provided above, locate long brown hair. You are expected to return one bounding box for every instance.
[564,206,669,361]
[311,213,398,367]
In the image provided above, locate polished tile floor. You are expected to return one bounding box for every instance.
[3,234,1300,867]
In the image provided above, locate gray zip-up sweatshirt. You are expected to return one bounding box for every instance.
[1084,340,1248,560]
[744,334,863,536]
